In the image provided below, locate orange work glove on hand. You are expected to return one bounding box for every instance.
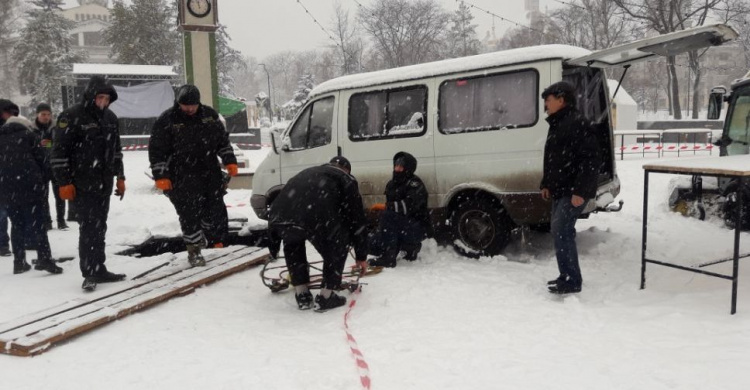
[371,203,386,212]
[59,184,76,201]
[226,164,238,177]
[114,179,126,200]
[155,178,173,191]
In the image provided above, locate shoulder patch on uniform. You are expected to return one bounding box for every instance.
[409,181,420,187]
[57,118,68,129]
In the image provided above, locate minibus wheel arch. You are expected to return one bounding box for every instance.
[448,191,515,258]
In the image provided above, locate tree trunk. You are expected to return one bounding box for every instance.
[667,56,682,119]
[689,51,702,120]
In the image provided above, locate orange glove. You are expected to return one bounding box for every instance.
[59,184,76,200]
[371,203,386,212]
[155,178,173,191]
[226,164,238,177]
[114,179,126,200]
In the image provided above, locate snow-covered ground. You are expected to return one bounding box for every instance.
[1,149,750,390]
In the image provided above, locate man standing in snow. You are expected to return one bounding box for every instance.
[269,156,369,312]
[368,151,429,268]
[0,99,20,257]
[52,76,127,290]
[149,85,238,267]
[540,81,600,295]
[33,103,67,231]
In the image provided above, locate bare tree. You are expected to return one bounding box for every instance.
[548,0,636,50]
[358,0,450,68]
[330,1,364,75]
[0,0,22,97]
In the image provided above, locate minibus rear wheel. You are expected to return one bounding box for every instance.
[451,198,514,258]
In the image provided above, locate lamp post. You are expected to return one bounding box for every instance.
[258,63,272,120]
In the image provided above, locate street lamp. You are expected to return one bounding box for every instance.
[258,63,272,120]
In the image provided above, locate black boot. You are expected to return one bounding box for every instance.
[187,244,206,267]
[13,260,31,274]
[368,256,396,268]
[0,246,10,257]
[295,291,313,310]
[57,220,69,230]
[35,259,63,274]
[314,292,347,312]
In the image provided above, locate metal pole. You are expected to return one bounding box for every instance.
[641,170,650,290]
[731,176,743,314]
[259,63,272,119]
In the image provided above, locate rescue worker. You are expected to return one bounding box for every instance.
[269,156,369,312]
[148,85,238,267]
[0,99,19,257]
[368,151,429,268]
[540,81,600,295]
[33,103,67,231]
[0,115,63,274]
[51,76,127,290]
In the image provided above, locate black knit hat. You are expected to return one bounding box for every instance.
[36,103,52,113]
[329,156,351,172]
[541,81,577,107]
[176,84,201,105]
[0,99,19,116]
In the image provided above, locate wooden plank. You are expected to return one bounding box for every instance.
[0,247,269,357]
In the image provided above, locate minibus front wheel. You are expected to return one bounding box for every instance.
[451,197,514,258]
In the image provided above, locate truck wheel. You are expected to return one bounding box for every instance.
[451,199,514,258]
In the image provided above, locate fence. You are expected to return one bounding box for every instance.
[614,129,721,160]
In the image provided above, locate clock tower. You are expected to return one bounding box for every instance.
[178,0,220,108]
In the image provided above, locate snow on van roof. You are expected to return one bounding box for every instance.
[310,45,591,97]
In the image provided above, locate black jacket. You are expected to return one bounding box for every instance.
[0,121,48,205]
[385,152,428,224]
[33,119,53,181]
[540,106,600,200]
[51,77,124,195]
[269,164,368,260]
[148,104,236,190]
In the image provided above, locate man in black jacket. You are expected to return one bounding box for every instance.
[540,81,600,295]
[269,156,368,312]
[33,103,67,231]
[52,76,126,290]
[0,99,19,257]
[149,85,237,266]
[369,151,428,268]
[0,116,62,275]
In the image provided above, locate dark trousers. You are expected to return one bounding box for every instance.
[272,224,349,290]
[369,210,424,261]
[74,193,110,277]
[168,184,228,247]
[41,180,66,225]
[6,200,52,264]
[551,196,586,287]
[0,205,8,248]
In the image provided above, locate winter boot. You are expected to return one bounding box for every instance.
[314,292,347,312]
[548,279,582,294]
[13,260,31,274]
[187,244,206,267]
[295,291,314,310]
[0,246,10,257]
[368,256,396,268]
[35,259,63,274]
[57,220,69,230]
[89,269,126,283]
[547,275,565,286]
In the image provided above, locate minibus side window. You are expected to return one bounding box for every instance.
[285,97,335,151]
[439,69,538,134]
[348,86,427,141]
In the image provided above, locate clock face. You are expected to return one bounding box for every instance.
[187,0,211,18]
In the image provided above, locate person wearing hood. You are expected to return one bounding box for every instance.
[539,81,600,295]
[368,151,429,268]
[268,156,369,312]
[51,76,126,290]
[148,85,238,267]
[33,103,67,231]
[0,115,63,275]
[0,99,20,257]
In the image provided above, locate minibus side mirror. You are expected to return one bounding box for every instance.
[707,86,727,120]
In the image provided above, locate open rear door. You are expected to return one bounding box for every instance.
[566,23,738,68]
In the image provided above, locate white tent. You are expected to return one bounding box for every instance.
[607,79,638,130]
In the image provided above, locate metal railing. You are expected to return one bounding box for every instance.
[614,129,718,160]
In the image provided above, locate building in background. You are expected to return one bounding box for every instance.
[60,0,112,64]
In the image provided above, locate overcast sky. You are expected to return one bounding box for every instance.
[63,0,562,60]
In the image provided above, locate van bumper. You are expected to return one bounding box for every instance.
[251,194,269,220]
[588,176,622,213]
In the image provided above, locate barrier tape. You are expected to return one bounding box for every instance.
[121,143,271,151]
[225,203,248,208]
[618,144,714,151]
[344,287,372,390]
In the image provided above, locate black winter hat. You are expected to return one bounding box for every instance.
[0,99,20,116]
[329,156,352,172]
[176,85,201,105]
[83,75,118,104]
[36,103,52,113]
[393,151,417,174]
[541,81,577,107]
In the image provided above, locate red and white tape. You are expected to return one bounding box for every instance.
[121,143,271,151]
[344,287,372,390]
[618,144,714,151]
[225,203,248,208]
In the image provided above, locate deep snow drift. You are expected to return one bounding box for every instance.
[1,150,749,390]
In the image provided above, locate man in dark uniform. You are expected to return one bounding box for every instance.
[0,115,62,275]
[269,156,369,312]
[33,103,67,231]
[369,151,429,268]
[0,99,20,257]
[540,81,600,295]
[149,85,238,267]
[51,76,127,290]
